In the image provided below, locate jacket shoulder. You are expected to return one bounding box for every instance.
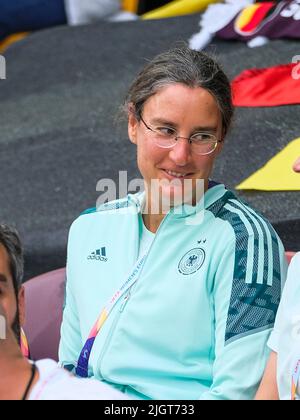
[79,197,131,218]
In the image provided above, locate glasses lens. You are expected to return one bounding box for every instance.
[152,127,177,148]
[192,141,217,155]
[191,134,217,155]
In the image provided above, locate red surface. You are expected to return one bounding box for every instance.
[240,3,275,33]
[232,63,300,107]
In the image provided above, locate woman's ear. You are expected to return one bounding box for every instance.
[128,106,138,145]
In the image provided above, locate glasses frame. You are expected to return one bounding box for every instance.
[139,115,223,156]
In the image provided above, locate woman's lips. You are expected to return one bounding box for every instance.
[161,169,193,180]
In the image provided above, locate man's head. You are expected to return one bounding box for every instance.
[0,225,25,342]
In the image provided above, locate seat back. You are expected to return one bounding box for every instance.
[23,268,66,362]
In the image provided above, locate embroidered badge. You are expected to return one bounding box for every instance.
[178,248,205,275]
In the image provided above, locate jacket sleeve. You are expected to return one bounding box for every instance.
[58,226,83,372]
[199,233,287,400]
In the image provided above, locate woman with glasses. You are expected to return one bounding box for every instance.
[59,46,287,400]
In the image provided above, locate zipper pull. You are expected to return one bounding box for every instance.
[119,292,130,313]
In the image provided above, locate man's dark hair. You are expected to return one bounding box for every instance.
[0,224,24,297]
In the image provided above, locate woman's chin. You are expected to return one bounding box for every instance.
[161,186,193,209]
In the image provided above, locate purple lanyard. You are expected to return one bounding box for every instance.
[76,254,148,378]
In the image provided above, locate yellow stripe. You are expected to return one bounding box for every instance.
[291,382,296,400]
[96,310,108,331]
[235,4,261,30]
[142,0,220,20]
[0,32,28,54]
[20,328,29,357]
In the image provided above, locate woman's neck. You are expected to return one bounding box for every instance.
[142,212,165,234]
[142,179,209,233]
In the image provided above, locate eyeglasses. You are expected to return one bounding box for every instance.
[139,115,222,156]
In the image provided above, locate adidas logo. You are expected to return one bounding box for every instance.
[87,247,108,262]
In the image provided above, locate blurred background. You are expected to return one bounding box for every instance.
[0,0,299,280]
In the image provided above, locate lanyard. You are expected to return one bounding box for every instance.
[76,252,148,378]
[21,327,30,358]
[291,359,300,400]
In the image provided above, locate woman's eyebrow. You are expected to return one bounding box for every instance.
[193,126,218,133]
[150,118,177,127]
[150,118,218,132]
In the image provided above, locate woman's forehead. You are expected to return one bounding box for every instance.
[144,83,221,124]
[146,83,217,107]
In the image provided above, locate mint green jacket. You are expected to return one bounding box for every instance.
[59,183,287,400]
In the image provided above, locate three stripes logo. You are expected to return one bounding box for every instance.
[87,247,108,262]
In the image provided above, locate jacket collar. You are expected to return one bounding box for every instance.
[127,181,227,220]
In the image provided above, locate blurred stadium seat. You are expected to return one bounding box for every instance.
[24,268,66,362]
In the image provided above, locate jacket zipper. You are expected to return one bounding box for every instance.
[97,209,173,379]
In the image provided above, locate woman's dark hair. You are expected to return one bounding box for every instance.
[125,45,234,136]
[0,224,24,297]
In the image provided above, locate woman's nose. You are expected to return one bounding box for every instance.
[169,137,192,166]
